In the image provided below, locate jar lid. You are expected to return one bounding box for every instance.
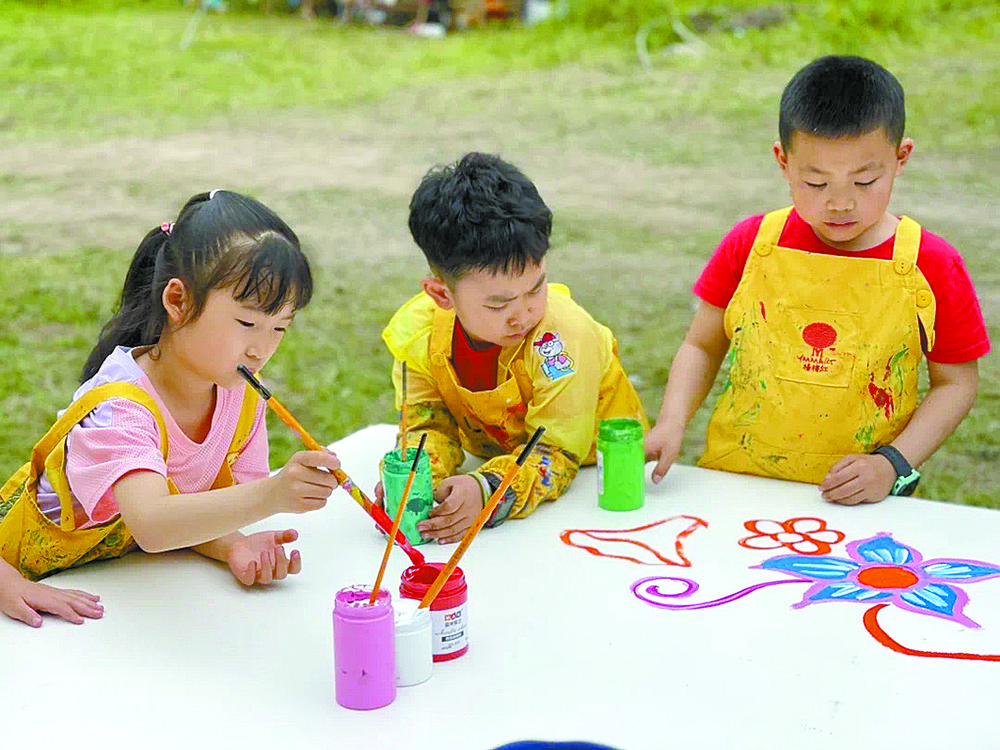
[598,417,643,442]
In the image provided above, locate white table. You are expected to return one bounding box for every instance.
[3,424,999,750]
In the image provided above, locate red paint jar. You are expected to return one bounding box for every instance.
[399,563,469,662]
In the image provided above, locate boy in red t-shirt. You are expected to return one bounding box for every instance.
[645,55,990,504]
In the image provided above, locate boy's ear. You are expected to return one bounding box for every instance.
[162,278,191,325]
[773,141,790,175]
[895,137,914,175]
[421,275,454,310]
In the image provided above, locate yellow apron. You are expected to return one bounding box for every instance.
[699,207,937,484]
[0,382,259,581]
[426,299,644,466]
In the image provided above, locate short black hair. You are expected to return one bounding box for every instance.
[408,152,552,282]
[779,55,905,151]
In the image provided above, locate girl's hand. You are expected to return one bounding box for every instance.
[418,475,484,545]
[1,565,104,627]
[270,450,342,514]
[227,529,302,586]
[819,454,897,505]
[645,422,683,484]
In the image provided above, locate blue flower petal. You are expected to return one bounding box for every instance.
[900,584,959,617]
[761,555,859,580]
[807,582,894,603]
[921,561,1000,580]
[854,536,915,565]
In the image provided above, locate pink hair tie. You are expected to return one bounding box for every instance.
[160,222,174,235]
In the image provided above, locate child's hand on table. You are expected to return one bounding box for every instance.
[227,530,302,585]
[819,454,897,505]
[0,563,104,627]
[645,422,684,483]
[418,475,484,545]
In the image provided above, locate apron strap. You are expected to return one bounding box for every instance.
[891,216,921,273]
[209,384,260,490]
[753,206,794,248]
[30,383,170,531]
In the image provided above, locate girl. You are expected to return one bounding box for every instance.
[0,190,341,628]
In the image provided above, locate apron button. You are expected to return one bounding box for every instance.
[754,243,773,257]
[916,289,933,308]
[894,259,912,274]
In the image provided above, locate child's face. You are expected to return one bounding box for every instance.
[775,129,913,251]
[424,260,548,348]
[168,285,295,390]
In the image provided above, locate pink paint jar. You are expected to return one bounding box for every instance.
[399,563,469,662]
[333,585,396,710]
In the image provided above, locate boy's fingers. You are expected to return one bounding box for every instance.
[651,458,671,484]
[288,549,302,575]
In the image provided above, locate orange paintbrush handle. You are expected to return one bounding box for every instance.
[418,426,545,609]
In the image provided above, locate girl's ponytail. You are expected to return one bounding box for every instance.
[80,226,170,382]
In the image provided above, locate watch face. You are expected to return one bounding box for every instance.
[893,471,920,497]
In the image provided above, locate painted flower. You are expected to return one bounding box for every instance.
[758,533,1000,627]
[740,517,845,555]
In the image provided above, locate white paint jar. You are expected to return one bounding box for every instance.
[393,599,433,687]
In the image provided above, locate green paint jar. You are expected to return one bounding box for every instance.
[381,448,434,546]
[596,418,645,511]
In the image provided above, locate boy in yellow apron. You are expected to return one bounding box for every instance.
[645,56,990,503]
[382,153,646,543]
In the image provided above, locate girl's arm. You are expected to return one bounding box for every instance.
[114,449,341,553]
[820,359,980,504]
[645,300,730,482]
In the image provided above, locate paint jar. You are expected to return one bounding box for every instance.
[332,585,396,710]
[393,598,433,687]
[399,563,469,662]
[381,448,434,546]
[596,418,645,511]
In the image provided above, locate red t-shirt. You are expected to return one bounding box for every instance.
[693,210,991,364]
[451,321,500,392]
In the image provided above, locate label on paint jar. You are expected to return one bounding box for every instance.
[596,448,604,496]
[430,602,468,656]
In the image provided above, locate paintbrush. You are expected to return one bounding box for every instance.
[418,426,545,609]
[370,432,426,604]
[400,361,408,462]
[236,364,424,566]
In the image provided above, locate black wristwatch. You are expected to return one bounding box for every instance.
[871,445,920,497]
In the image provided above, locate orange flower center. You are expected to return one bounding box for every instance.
[856,565,919,589]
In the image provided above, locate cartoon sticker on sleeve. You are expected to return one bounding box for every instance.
[534,331,575,381]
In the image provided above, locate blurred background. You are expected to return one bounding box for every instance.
[1,0,997,505]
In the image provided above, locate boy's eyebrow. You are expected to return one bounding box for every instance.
[486,272,547,303]
[802,162,882,175]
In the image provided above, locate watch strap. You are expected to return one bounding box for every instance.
[871,445,920,496]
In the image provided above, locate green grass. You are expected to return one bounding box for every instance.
[1,0,997,507]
